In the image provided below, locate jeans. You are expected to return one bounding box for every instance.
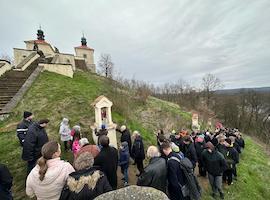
[121,167,129,183]
[208,173,223,194]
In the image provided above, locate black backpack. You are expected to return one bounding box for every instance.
[169,156,201,200]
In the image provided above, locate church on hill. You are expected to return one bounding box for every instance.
[13,28,96,73]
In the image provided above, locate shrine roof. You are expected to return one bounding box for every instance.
[91,95,112,107]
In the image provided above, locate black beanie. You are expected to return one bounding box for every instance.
[23,111,32,119]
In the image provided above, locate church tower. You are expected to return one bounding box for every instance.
[74,35,95,72]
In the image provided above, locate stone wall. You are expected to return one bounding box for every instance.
[0,60,11,77]
[25,42,55,56]
[55,53,76,70]
[40,63,74,78]
[13,48,34,66]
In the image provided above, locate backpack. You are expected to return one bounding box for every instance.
[169,156,201,200]
[224,149,234,169]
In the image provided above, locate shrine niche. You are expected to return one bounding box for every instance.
[90,95,117,148]
[192,112,200,131]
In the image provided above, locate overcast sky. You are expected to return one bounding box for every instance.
[1,0,270,89]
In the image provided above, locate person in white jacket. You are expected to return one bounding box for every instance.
[26,141,75,200]
[59,118,71,151]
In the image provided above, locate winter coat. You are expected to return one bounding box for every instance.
[26,157,75,200]
[236,137,245,149]
[119,145,130,170]
[77,144,100,159]
[170,135,184,150]
[95,129,108,145]
[119,129,132,153]
[183,143,198,168]
[94,146,118,189]
[60,168,112,200]
[0,164,13,200]
[195,141,205,161]
[137,157,167,193]
[72,139,81,156]
[166,152,187,200]
[17,119,33,146]
[59,123,71,141]
[201,149,227,176]
[223,146,239,169]
[22,122,49,161]
[132,136,145,160]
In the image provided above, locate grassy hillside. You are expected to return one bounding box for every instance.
[0,71,269,199]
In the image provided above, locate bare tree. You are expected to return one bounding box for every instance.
[201,73,223,107]
[98,53,114,78]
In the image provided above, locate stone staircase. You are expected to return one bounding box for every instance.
[0,59,39,114]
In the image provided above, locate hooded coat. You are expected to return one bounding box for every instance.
[26,158,75,200]
[59,119,71,141]
[60,168,112,200]
[119,144,130,170]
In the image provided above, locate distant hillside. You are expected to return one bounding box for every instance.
[216,87,270,95]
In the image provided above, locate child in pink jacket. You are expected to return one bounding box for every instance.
[72,130,81,157]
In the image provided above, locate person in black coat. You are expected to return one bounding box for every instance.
[60,152,112,200]
[182,136,198,169]
[195,135,206,176]
[161,142,187,200]
[22,119,49,175]
[202,142,227,199]
[94,136,118,190]
[0,163,13,200]
[116,125,132,154]
[137,146,167,193]
[131,131,145,176]
[95,124,108,145]
[222,138,239,185]
[17,111,34,146]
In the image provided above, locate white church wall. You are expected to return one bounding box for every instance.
[0,60,12,77]
[40,63,74,78]
[13,48,34,66]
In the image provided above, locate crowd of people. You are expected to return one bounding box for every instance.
[0,111,245,200]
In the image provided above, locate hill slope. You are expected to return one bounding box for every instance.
[0,71,270,199]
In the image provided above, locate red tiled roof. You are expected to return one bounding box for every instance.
[75,45,94,50]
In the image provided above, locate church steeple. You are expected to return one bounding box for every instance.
[37,26,45,41]
[81,33,87,46]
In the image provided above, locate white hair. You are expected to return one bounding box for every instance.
[132,130,140,138]
[147,146,160,158]
[79,138,89,147]
[120,125,127,132]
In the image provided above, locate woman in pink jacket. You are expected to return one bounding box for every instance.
[26,141,75,200]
